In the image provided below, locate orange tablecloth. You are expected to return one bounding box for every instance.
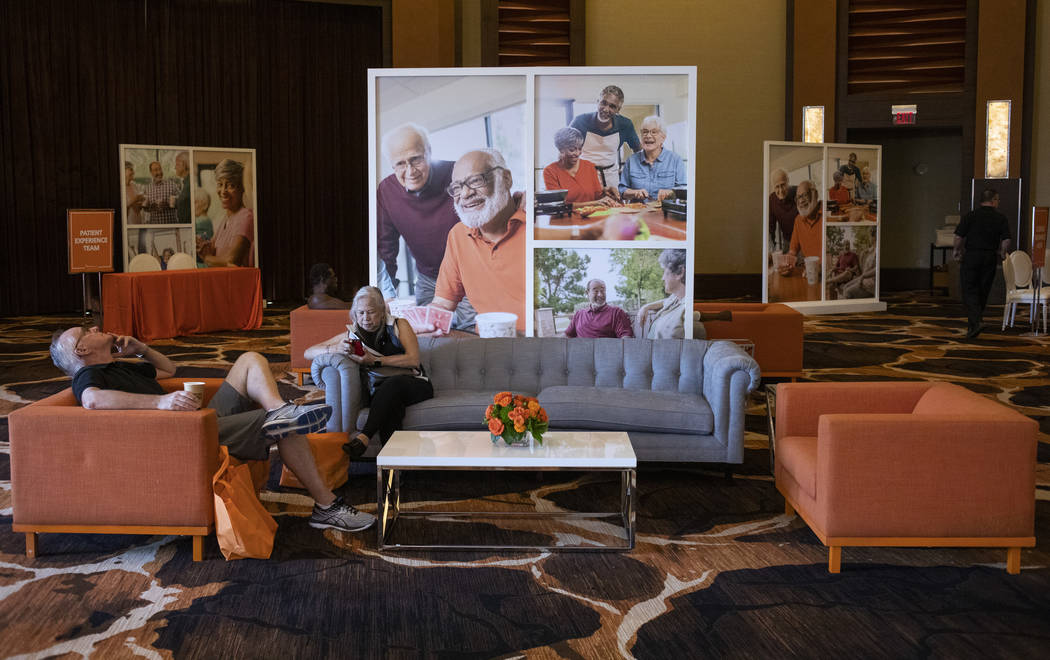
[103,267,264,340]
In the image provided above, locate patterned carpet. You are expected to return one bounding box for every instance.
[1,292,1048,658]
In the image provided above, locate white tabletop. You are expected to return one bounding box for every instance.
[377,430,637,469]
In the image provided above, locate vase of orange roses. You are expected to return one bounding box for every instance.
[485,391,549,447]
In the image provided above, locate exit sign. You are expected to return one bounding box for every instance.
[892,104,917,125]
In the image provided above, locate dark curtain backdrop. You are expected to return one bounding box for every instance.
[0,0,383,316]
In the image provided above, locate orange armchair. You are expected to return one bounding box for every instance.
[9,378,228,561]
[774,381,1037,573]
[694,302,803,378]
[289,305,349,383]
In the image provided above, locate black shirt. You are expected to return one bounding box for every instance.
[72,361,165,404]
[955,205,1010,252]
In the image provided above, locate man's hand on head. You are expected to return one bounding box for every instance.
[113,335,147,357]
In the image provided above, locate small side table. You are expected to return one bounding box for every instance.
[764,383,777,475]
[930,243,952,293]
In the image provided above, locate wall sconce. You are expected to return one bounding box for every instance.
[985,100,1010,178]
[803,106,824,143]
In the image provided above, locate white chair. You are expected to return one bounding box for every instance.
[165,252,196,270]
[1002,250,1049,332]
[128,253,162,272]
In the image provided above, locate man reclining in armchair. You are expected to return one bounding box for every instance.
[49,324,375,535]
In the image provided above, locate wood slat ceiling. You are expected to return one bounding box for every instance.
[498,0,571,66]
[847,0,966,95]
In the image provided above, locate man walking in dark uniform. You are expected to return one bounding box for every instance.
[953,189,1012,338]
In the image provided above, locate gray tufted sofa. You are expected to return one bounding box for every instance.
[310,337,760,463]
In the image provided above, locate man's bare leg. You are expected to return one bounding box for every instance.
[278,434,336,506]
[224,352,285,410]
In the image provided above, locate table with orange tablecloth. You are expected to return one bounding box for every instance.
[103,267,264,341]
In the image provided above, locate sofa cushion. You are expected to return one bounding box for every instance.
[537,386,713,434]
[401,390,538,431]
[776,435,817,500]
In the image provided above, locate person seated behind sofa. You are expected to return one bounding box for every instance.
[304,285,433,458]
[306,263,350,309]
[779,180,823,274]
[543,127,619,206]
[564,278,633,338]
[618,115,687,202]
[155,247,175,270]
[637,248,688,339]
[827,170,850,206]
[48,323,375,534]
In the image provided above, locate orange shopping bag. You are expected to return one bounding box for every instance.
[279,432,349,491]
[212,446,277,560]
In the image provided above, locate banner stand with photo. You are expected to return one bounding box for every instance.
[368,66,697,338]
[763,140,887,315]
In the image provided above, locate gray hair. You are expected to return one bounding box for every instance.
[659,249,687,284]
[49,328,81,377]
[586,278,606,290]
[214,159,245,191]
[600,85,625,103]
[641,115,666,134]
[553,127,584,152]
[351,285,386,317]
[382,122,432,164]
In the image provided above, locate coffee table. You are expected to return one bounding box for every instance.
[376,430,637,552]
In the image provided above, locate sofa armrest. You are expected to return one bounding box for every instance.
[817,414,1037,538]
[311,352,364,433]
[701,340,761,463]
[776,382,934,438]
[9,405,220,527]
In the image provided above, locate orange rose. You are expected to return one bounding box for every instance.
[488,418,504,435]
[538,409,548,422]
[527,400,540,413]
[494,392,513,407]
[484,404,494,420]
[514,420,526,433]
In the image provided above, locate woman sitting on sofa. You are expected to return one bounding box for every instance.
[304,286,433,457]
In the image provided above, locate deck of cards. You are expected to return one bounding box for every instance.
[401,305,453,334]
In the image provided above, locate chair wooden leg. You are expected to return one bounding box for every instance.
[25,532,37,559]
[784,500,795,516]
[192,535,204,562]
[828,546,841,573]
[1006,547,1021,574]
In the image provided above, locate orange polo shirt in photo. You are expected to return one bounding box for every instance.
[435,207,526,332]
[543,159,603,203]
[789,209,824,260]
[827,185,850,205]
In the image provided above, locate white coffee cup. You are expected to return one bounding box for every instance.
[804,256,821,284]
[183,381,206,408]
[476,312,517,338]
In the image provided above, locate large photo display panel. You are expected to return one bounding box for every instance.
[763,141,881,306]
[369,67,696,338]
[120,145,258,272]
